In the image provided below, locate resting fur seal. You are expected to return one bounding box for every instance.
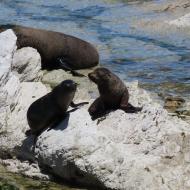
[27,80,88,136]
[88,68,142,120]
[0,24,99,76]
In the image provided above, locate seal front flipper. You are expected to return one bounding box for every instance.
[58,58,85,77]
[47,113,69,131]
[70,101,89,108]
[25,129,32,136]
[88,97,107,120]
[122,103,142,113]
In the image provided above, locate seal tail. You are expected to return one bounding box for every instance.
[124,103,142,113]
[58,58,85,77]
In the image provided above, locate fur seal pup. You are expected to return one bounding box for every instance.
[88,68,142,120]
[0,24,99,76]
[27,80,88,136]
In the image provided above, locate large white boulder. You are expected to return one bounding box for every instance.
[0,29,47,158]
[12,47,42,82]
[0,30,19,134]
[32,82,190,190]
[0,29,17,84]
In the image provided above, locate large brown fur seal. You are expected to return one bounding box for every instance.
[27,80,88,136]
[88,68,142,120]
[0,24,99,76]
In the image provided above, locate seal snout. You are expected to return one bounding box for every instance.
[88,72,97,83]
[61,80,77,91]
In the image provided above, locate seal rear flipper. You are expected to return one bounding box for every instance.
[70,101,89,108]
[58,58,85,77]
[120,90,142,113]
[121,103,142,113]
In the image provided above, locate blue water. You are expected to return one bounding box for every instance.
[1,0,190,97]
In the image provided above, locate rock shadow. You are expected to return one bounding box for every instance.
[19,113,71,161]
[50,112,70,131]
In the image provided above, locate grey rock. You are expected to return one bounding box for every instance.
[42,69,98,101]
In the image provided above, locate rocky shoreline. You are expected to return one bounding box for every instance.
[0,27,190,190]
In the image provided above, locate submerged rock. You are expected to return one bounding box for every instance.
[164,96,185,112]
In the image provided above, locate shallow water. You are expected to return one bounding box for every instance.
[1,0,190,98]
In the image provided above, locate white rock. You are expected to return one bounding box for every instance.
[0,29,17,84]
[0,82,48,157]
[0,159,50,180]
[0,74,20,133]
[0,30,18,133]
[12,47,42,82]
[32,84,190,190]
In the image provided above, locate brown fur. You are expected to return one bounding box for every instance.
[0,24,99,70]
[88,68,142,120]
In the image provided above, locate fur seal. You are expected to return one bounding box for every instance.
[27,80,88,136]
[88,68,142,120]
[0,24,99,76]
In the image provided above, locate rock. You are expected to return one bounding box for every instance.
[0,82,48,158]
[0,29,47,158]
[0,74,20,134]
[164,96,185,112]
[42,69,98,101]
[29,82,190,190]
[12,47,42,82]
[0,29,17,84]
[0,29,18,134]
[0,159,50,180]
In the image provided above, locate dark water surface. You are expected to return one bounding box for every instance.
[1,0,190,97]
